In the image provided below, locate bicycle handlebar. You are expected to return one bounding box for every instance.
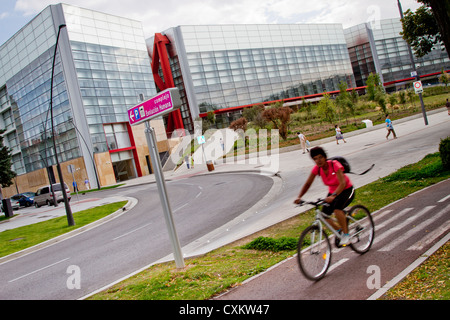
[296,198,326,207]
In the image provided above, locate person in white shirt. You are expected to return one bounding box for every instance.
[297,132,309,154]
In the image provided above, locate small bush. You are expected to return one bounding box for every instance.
[242,236,297,252]
[439,137,450,169]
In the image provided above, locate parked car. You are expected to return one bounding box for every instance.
[1,196,20,212]
[34,183,71,208]
[15,192,35,207]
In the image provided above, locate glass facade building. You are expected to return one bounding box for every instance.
[0,4,160,195]
[2,5,450,196]
[344,18,450,88]
[148,24,355,130]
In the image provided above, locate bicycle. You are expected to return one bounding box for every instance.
[296,199,375,281]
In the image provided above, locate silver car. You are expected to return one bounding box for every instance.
[34,183,71,208]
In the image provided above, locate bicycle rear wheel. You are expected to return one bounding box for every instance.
[347,205,374,254]
[297,225,332,281]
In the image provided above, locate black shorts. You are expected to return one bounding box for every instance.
[322,187,355,215]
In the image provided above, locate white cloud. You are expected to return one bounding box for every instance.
[12,0,423,39]
[0,12,10,20]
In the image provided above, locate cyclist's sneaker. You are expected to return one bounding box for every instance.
[339,233,351,246]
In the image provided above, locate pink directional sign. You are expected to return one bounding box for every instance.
[128,88,181,126]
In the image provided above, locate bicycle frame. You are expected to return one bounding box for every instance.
[312,206,367,241]
[312,208,343,240]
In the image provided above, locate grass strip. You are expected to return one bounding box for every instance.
[380,242,449,300]
[0,201,127,258]
[89,152,450,300]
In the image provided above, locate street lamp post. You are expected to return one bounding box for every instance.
[50,24,75,226]
[397,0,428,126]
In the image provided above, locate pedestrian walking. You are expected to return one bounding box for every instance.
[297,132,309,154]
[385,114,397,139]
[384,114,397,140]
[84,178,90,190]
[335,125,346,144]
[184,155,190,169]
[220,137,225,151]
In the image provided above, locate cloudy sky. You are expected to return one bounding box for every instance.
[1,0,422,45]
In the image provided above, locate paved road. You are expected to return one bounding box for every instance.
[0,173,273,299]
[215,178,450,300]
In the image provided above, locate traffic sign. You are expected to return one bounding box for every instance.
[197,135,206,145]
[128,88,181,126]
[413,81,423,94]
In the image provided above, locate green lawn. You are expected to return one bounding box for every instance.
[0,201,127,258]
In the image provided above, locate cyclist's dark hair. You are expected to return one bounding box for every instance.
[310,146,327,159]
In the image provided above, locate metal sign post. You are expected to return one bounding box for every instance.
[128,88,184,269]
[145,122,185,269]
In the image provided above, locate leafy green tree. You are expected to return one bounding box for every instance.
[0,129,17,192]
[398,90,407,109]
[301,98,313,120]
[242,104,264,122]
[366,73,383,101]
[400,1,449,58]
[439,69,450,87]
[317,94,335,124]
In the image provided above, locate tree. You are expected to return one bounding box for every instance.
[316,94,336,124]
[336,81,357,125]
[366,73,383,101]
[301,98,313,120]
[439,69,450,87]
[0,129,17,192]
[242,104,264,122]
[261,101,293,140]
[201,111,216,133]
[229,117,248,132]
[420,0,450,57]
[400,1,449,58]
[388,94,398,113]
[398,90,407,109]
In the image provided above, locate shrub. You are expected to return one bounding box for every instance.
[439,137,450,169]
[242,236,297,252]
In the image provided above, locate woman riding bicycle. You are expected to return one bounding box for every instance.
[294,146,355,246]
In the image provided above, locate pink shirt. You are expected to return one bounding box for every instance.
[312,160,353,194]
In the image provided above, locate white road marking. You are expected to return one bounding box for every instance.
[112,223,151,241]
[408,219,450,251]
[376,206,434,245]
[379,204,449,251]
[376,207,413,230]
[328,258,349,272]
[8,257,70,283]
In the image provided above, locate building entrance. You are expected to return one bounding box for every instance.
[112,159,137,182]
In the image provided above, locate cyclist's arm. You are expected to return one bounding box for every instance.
[294,171,316,204]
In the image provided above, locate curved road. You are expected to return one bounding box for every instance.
[0,173,273,299]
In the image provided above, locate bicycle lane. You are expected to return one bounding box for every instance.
[214,178,450,300]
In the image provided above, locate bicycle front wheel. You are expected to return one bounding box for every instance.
[347,205,374,254]
[297,225,332,281]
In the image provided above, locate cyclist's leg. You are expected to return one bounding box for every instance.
[322,200,341,231]
[333,187,355,234]
[334,209,348,234]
